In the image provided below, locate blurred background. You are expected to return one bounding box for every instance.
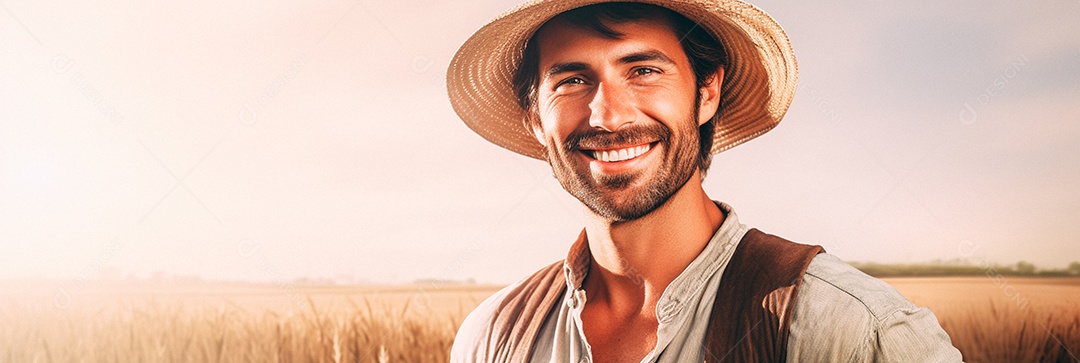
[2,0,1078,286]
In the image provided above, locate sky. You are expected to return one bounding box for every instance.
[1,0,1078,285]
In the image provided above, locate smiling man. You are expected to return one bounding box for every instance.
[446,1,962,362]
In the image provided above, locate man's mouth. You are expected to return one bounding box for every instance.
[585,143,653,162]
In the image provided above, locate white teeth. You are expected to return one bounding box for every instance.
[591,144,651,162]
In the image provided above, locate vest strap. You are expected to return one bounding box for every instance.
[491,228,823,362]
[704,228,824,362]
[488,261,565,362]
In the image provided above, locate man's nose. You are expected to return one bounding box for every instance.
[588,82,635,132]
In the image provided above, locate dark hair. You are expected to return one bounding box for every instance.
[512,2,728,174]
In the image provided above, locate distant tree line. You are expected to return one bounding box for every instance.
[850,260,1080,277]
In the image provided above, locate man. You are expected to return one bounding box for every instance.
[446,1,962,362]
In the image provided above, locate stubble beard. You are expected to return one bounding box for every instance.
[544,115,701,223]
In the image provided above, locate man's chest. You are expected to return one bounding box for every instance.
[579,307,659,363]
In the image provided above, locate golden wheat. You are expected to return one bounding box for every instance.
[2,277,1077,362]
[0,281,488,363]
[888,277,1080,362]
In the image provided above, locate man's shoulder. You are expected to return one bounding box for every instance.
[449,279,518,360]
[785,253,892,361]
[449,262,565,362]
[800,253,917,320]
[789,253,963,362]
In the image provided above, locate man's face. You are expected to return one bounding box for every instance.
[530,16,715,222]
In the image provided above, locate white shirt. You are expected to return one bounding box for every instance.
[451,202,963,362]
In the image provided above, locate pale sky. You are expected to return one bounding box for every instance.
[2,1,1078,285]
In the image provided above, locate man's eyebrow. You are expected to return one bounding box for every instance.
[544,62,589,80]
[618,50,676,66]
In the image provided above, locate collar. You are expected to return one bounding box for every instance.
[561,201,749,321]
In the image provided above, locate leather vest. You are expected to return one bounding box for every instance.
[483,228,824,362]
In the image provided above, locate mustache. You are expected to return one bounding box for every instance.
[565,124,671,151]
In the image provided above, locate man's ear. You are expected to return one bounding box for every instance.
[697,67,724,126]
[526,113,547,146]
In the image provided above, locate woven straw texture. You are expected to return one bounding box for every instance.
[447,0,798,160]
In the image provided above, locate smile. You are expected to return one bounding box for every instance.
[588,143,652,162]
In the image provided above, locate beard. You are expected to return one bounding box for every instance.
[542,112,701,223]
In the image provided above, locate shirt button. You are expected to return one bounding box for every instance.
[569,291,584,309]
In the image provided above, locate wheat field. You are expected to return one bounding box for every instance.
[2,277,1078,362]
[0,280,492,362]
[887,277,1080,362]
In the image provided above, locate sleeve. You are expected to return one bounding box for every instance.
[786,254,964,363]
[449,283,516,363]
[872,306,963,362]
[450,306,491,362]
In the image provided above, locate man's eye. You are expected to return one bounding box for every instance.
[633,67,660,77]
[558,77,585,87]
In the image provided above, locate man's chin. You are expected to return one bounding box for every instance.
[577,185,667,222]
[587,198,664,223]
[579,163,698,223]
[593,171,638,190]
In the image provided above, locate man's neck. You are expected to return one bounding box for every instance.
[580,168,724,318]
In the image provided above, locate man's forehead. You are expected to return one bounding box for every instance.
[532,16,685,68]
[533,12,677,46]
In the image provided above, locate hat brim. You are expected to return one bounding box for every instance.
[447,0,798,160]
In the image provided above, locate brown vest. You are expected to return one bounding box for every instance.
[485,228,823,362]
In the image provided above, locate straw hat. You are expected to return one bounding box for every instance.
[446,0,797,160]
